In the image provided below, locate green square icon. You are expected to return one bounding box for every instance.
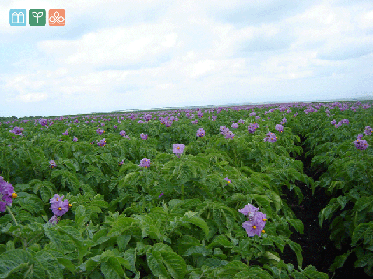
[29,9,46,26]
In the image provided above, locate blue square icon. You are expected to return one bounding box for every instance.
[9,9,27,26]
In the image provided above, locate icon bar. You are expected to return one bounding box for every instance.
[9,9,65,26]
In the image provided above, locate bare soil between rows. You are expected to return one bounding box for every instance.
[280,137,370,278]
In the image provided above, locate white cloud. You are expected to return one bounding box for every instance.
[0,0,373,117]
[15,92,47,102]
[38,23,178,67]
[156,83,175,90]
[358,9,373,30]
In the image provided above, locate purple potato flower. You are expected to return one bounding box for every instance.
[49,193,72,217]
[50,160,57,169]
[331,120,336,125]
[96,128,105,135]
[9,126,23,135]
[225,131,235,139]
[73,136,78,142]
[50,199,69,216]
[238,203,259,216]
[196,128,205,137]
[49,215,59,225]
[364,126,372,136]
[354,139,369,150]
[120,130,126,137]
[50,194,63,204]
[145,114,152,121]
[264,132,277,142]
[275,124,284,133]
[139,158,151,168]
[242,213,267,237]
[173,144,185,158]
[220,126,230,135]
[140,133,148,140]
[248,123,259,134]
[239,203,267,237]
[0,177,17,212]
[40,119,48,126]
[231,123,238,129]
[224,177,232,184]
[97,138,106,146]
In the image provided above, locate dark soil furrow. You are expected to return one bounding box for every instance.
[280,135,369,278]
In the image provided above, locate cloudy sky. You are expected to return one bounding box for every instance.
[1,0,373,117]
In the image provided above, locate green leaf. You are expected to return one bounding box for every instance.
[215,260,248,277]
[123,248,137,273]
[233,266,272,279]
[101,257,125,278]
[57,226,91,263]
[75,205,88,227]
[0,249,32,278]
[148,243,187,279]
[0,263,29,279]
[57,258,76,273]
[287,241,303,269]
[115,257,131,271]
[117,235,131,251]
[336,195,349,210]
[207,235,233,249]
[183,245,211,257]
[101,261,120,279]
[183,211,209,237]
[135,215,162,240]
[354,251,373,268]
[34,250,63,279]
[265,251,281,262]
[354,196,373,212]
[329,251,351,272]
[83,256,101,273]
[92,229,111,246]
[319,200,340,227]
[288,219,304,234]
[352,222,373,246]
[108,216,138,236]
[146,250,169,278]
[302,265,329,279]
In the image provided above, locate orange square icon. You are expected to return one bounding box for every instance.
[49,9,65,26]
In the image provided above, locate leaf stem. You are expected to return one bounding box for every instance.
[6,205,18,226]
[6,206,27,250]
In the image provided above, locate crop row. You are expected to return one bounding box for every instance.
[0,101,371,278]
